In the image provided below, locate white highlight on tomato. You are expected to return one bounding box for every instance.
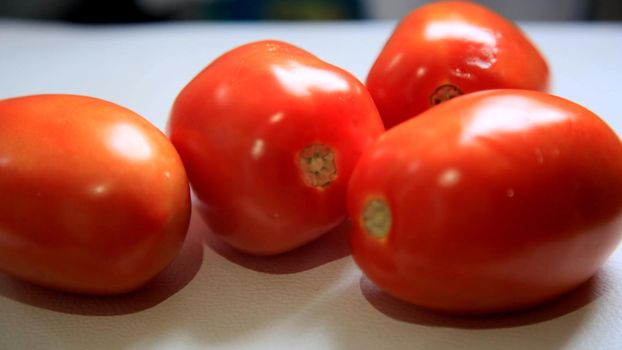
[461,96,567,144]
[425,21,499,69]
[107,123,152,161]
[251,139,265,159]
[269,112,284,124]
[89,183,109,197]
[386,52,405,71]
[438,167,461,187]
[273,62,349,97]
[416,66,428,78]
[425,20,497,46]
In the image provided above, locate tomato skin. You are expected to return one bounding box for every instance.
[169,40,384,255]
[348,90,622,314]
[367,1,549,129]
[0,95,191,295]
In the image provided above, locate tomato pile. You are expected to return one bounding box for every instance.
[1,1,621,314]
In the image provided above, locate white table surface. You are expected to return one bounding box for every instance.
[1,19,622,350]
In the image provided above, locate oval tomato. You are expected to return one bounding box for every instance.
[169,40,384,255]
[0,94,191,295]
[367,1,549,128]
[348,90,622,313]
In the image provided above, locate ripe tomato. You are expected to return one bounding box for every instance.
[0,94,191,295]
[367,1,550,129]
[169,40,384,255]
[348,90,622,313]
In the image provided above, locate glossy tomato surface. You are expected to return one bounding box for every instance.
[169,40,384,255]
[367,1,550,129]
[348,90,622,313]
[0,94,191,295]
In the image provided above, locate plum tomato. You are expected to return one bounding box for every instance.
[348,89,622,313]
[367,1,550,128]
[0,94,191,295]
[168,40,385,255]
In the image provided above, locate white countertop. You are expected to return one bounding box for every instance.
[1,19,622,350]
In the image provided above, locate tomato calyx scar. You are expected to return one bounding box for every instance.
[362,198,392,238]
[430,84,463,106]
[298,143,336,189]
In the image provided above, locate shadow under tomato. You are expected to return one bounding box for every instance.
[0,216,204,316]
[360,270,610,329]
[200,215,352,274]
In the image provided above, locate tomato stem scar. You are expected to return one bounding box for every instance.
[362,198,392,238]
[298,143,336,188]
[430,84,463,106]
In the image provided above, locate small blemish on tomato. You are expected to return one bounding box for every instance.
[430,84,463,106]
[298,143,336,189]
[362,198,392,239]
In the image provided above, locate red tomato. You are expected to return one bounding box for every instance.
[348,90,622,314]
[0,95,191,295]
[169,40,384,255]
[367,1,550,129]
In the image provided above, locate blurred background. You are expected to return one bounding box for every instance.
[0,0,621,23]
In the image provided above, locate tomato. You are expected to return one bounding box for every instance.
[169,40,384,255]
[367,1,550,129]
[0,94,191,295]
[348,90,622,314]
